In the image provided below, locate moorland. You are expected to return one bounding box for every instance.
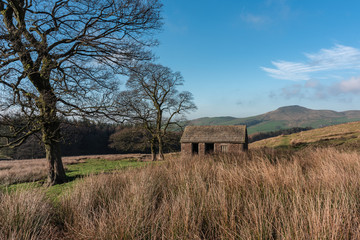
[190,105,360,134]
[1,121,360,239]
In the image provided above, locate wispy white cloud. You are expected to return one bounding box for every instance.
[262,45,360,81]
[305,79,320,88]
[265,0,291,19]
[335,76,360,94]
[241,13,269,25]
[280,84,304,99]
[272,76,360,101]
[262,61,314,81]
[240,0,294,28]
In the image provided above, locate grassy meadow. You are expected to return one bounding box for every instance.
[1,143,360,239]
[250,121,360,150]
[0,154,151,187]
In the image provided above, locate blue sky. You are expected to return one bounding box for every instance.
[154,0,360,119]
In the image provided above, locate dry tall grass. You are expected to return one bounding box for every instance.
[0,158,84,185]
[0,189,59,240]
[1,148,360,239]
[58,148,360,239]
[0,154,149,186]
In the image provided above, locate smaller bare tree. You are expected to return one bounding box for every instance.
[116,63,196,160]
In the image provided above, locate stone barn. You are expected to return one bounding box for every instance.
[180,125,248,156]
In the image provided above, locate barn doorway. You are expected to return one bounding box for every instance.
[192,143,199,155]
[205,143,214,154]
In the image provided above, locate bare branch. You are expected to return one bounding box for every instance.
[0,0,163,184]
[115,63,196,160]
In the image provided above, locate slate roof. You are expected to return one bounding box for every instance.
[180,125,247,143]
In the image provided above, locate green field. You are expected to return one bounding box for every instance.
[247,120,288,134]
[1,158,154,200]
[65,158,150,177]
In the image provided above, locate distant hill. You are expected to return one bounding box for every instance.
[188,105,360,134]
[249,121,360,150]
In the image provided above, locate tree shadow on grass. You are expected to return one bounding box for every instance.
[37,171,86,187]
[65,174,85,183]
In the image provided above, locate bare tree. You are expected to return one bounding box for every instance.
[116,63,196,160]
[108,125,152,153]
[0,0,162,185]
[116,88,158,160]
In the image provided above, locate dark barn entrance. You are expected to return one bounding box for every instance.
[205,143,214,154]
[192,143,199,154]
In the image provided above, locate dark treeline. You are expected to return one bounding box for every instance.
[249,127,313,143]
[108,126,181,154]
[1,119,118,159]
[1,119,182,160]
[1,121,313,159]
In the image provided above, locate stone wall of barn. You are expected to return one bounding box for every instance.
[181,143,192,155]
[182,142,248,156]
[214,143,246,153]
[198,143,205,156]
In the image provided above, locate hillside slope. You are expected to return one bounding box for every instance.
[189,105,360,134]
[249,121,360,149]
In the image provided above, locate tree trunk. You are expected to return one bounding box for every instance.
[157,134,164,160]
[156,110,164,161]
[43,124,67,185]
[39,90,67,186]
[150,139,157,161]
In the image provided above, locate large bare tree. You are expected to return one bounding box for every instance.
[0,0,162,185]
[116,63,196,160]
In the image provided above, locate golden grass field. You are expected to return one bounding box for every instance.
[250,121,360,149]
[1,147,360,239]
[2,122,360,239]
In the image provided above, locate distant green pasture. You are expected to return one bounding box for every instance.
[248,121,288,134]
[1,158,154,201]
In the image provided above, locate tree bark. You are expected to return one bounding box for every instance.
[156,110,165,161]
[39,90,67,185]
[150,139,157,161]
[157,134,164,160]
[43,124,67,185]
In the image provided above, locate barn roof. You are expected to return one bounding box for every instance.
[180,125,247,143]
